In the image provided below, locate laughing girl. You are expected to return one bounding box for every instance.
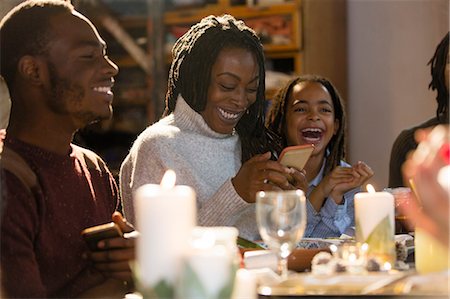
[267,74,374,238]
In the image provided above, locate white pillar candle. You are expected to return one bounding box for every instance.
[135,170,196,290]
[354,184,396,267]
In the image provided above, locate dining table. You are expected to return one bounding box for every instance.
[240,236,449,299]
[255,269,450,298]
[125,235,449,299]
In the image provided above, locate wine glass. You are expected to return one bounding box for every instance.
[256,190,306,280]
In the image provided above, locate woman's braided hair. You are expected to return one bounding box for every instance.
[164,14,282,162]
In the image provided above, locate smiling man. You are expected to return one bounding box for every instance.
[0,1,135,298]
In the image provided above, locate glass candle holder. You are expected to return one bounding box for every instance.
[330,241,368,274]
[176,227,239,299]
[383,187,413,233]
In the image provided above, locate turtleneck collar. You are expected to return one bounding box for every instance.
[173,94,238,139]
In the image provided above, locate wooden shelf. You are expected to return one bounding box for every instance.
[164,0,302,78]
[165,1,301,50]
[164,1,301,23]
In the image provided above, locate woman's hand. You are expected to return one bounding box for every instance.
[400,127,449,246]
[87,212,136,283]
[232,152,296,203]
[288,168,308,194]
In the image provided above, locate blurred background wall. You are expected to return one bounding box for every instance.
[347,0,449,189]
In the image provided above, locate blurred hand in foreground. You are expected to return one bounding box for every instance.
[400,125,449,247]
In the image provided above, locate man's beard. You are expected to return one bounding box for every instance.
[47,62,109,126]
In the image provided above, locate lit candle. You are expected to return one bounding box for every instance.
[354,184,396,268]
[134,170,196,294]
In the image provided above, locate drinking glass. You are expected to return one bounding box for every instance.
[383,187,413,233]
[256,190,306,279]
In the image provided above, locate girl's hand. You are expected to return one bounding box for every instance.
[352,161,373,186]
[232,152,295,203]
[308,166,355,210]
[330,161,373,203]
[321,166,355,196]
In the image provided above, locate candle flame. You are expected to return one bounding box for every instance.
[383,262,392,271]
[329,244,338,253]
[366,184,376,193]
[160,169,176,190]
[360,243,369,252]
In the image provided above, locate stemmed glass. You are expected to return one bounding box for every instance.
[256,190,306,280]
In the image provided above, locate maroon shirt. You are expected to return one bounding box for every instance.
[1,137,119,298]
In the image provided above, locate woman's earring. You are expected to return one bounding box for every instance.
[246,109,250,115]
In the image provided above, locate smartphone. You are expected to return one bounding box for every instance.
[81,222,123,251]
[278,144,314,170]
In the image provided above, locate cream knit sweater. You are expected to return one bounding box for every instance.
[120,96,259,240]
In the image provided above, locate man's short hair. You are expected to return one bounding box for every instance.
[0,0,74,88]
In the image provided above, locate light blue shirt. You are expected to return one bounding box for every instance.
[304,159,359,238]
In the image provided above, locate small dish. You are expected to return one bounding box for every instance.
[241,248,329,272]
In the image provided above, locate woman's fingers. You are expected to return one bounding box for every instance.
[289,168,308,192]
[233,152,272,202]
[234,152,300,202]
[264,169,292,189]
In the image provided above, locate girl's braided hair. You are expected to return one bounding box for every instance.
[266,74,346,175]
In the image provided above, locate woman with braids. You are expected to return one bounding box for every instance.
[389,32,449,188]
[120,14,306,240]
[266,74,373,238]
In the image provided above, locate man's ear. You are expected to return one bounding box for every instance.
[17,55,44,86]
